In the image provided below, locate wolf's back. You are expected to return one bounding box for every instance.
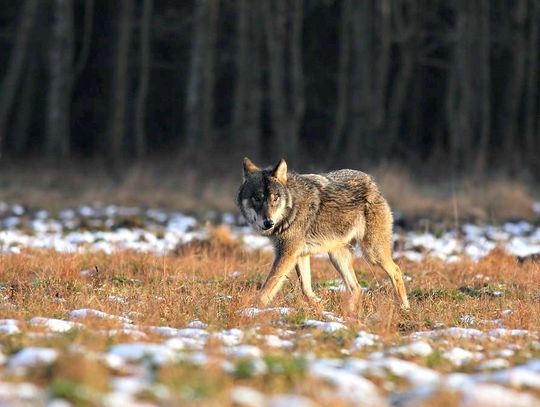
[320,169,383,206]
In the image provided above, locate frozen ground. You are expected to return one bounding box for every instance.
[1,201,540,406]
[1,201,540,261]
[1,308,539,406]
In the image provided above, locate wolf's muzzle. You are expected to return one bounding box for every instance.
[262,219,274,230]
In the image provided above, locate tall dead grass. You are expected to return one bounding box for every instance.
[0,160,537,221]
[1,232,539,335]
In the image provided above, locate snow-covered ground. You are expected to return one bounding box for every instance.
[1,308,539,406]
[1,201,540,261]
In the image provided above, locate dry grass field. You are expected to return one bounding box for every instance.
[1,226,540,406]
[1,162,540,406]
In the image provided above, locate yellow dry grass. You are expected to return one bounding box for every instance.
[1,229,540,405]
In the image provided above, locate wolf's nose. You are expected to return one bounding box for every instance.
[263,219,274,229]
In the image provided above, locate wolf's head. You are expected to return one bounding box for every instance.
[236,157,290,234]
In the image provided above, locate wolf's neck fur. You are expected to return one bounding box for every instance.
[272,204,297,235]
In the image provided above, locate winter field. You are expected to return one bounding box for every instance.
[1,202,540,406]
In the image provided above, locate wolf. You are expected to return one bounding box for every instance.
[236,158,410,310]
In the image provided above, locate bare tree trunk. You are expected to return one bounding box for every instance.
[233,0,249,146]
[134,0,153,158]
[0,0,39,158]
[373,0,391,131]
[185,0,219,153]
[45,0,75,158]
[263,0,304,158]
[446,1,474,170]
[74,0,94,80]
[109,0,134,162]
[330,0,352,155]
[289,0,305,156]
[233,0,262,157]
[347,1,373,161]
[263,0,288,156]
[200,0,219,150]
[13,49,38,154]
[502,0,527,160]
[475,0,491,173]
[185,1,204,149]
[385,0,417,153]
[245,3,263,156]
[524,0,539,160]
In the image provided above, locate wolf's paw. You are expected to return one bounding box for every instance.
[306,295,323,305]
[253,295,270,309]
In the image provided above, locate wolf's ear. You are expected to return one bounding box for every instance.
[243,157,259,180]
[272,158,287,184]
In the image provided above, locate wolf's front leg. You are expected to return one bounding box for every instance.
[295,255,322,303]
[256,250,298,307]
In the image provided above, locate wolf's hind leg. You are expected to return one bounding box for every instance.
[295,256,321,303]
[361,239,410,310]
[328,247,362,302]
[362,202,410,310]
[362,245,410,310]
[380,260,410,310]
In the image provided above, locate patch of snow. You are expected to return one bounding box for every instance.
[503,221,533,235]
[69,308,132,323]
[8,347,58,369]
[302,320,347,333]
[28,317,83,333]
[267,395,316,407]
[362,357,441,387]
[490,368,540,389]
[228,345,262,359]
[164,337,204,350]
[176,328,209,340]
[47,399,72,407]
[478,358,510,370]
[393,341,433,357]
[241,234,271,250]
[443,347,482,367]
[460,315,476,326]
[351,331,379,350]
[494,348,515,358]
[186,320,207,329]
[411,327,483,339]
[214,328,244,347]
[0,319,21,335]
[460,383,540,407]
[108,343,176,365]
[0,382,43,403]
[147,326,182,337]
[488,328,530,337]
[264,335,294,349]
[230,386,265,407]
[167,214,197,233]
[505,237,540,258]
[310,359,388,406]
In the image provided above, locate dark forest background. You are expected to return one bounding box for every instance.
[0,0,539,178]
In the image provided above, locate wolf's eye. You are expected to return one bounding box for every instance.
[252,196,262,204]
